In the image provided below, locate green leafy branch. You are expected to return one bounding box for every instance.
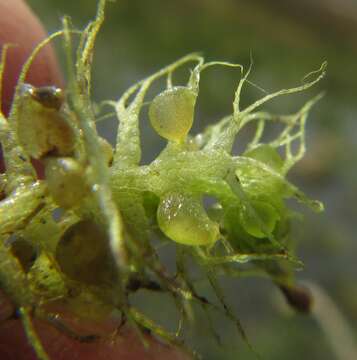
[0,1,326,359]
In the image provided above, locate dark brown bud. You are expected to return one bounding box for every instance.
[279,283,313,314]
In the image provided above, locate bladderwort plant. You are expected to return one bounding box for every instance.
[0,1,327,359]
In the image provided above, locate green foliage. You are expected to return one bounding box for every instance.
[0,1,326,358]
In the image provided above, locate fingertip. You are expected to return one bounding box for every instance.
[0,317,191,360]
[0,0,63,116]
[0,0,63,174]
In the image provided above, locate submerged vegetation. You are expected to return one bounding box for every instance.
[0,0,326,358]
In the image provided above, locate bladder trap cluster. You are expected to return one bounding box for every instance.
[0,1,326,359]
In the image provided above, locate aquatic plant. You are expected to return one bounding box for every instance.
[0,1,326,358]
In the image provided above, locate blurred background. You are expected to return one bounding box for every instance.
[27,1,357,359]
